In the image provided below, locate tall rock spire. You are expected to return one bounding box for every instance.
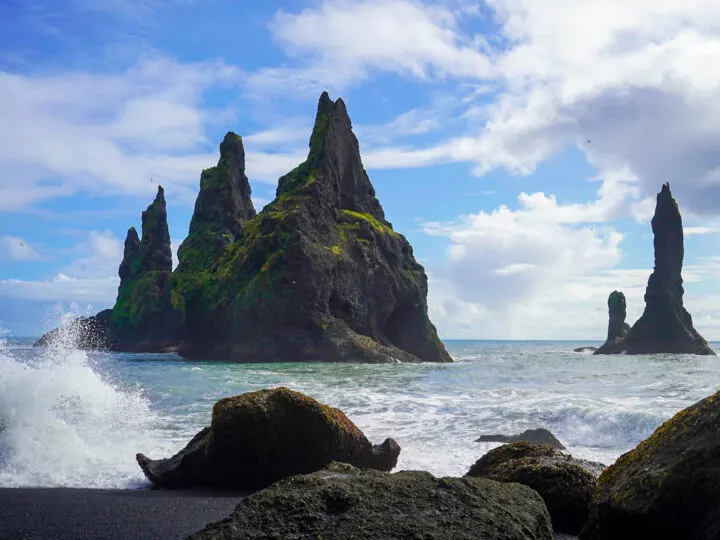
[595,183,714,355]
[177,132,256,272]
[277,92,385,220]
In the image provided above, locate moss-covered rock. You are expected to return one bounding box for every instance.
[177,132,256,273]
[581,389,720,539]
[467,442,606,535]
[187,462,554,540]
[136,387,400,489]
[173,92,451,363]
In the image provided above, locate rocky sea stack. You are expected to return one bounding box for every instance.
[35,93,451,364]
[594,183,714,355]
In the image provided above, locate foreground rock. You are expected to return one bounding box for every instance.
[137,387,400,489]
[467,442,605,535]
[476,428,566,450]
[581,389,720,539]
[187,462,554,540]
[595,183,714,355]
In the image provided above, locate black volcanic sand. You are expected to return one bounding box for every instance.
[0,487,249,540]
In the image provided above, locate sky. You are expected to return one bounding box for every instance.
[1,0,720,340]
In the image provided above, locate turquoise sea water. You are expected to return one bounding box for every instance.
[2,335,720,488]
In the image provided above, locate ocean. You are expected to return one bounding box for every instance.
[1,335,719,489]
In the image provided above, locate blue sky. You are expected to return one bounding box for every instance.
[1,0,720,339]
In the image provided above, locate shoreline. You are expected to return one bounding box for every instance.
[0,486,249,540]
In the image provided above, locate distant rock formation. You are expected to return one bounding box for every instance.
[36,93,451,364]
[136,387,400,489]
[476,428,566,450]
[581,389,720,539]
[188,462,554,540]
[594,183,715,355]
[594,291,631,354]
[467,441,606,535]
[574,346,598,353]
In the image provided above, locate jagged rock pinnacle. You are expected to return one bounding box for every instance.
[177,131,256,272]
[138,185,173,273]
[118,227,140,283]
[595,183,714,355]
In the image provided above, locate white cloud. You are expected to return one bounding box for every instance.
[0,55,242,209]
[0,236,41,261]
[247,0,493,96]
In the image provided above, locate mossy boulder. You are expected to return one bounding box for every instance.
[467,442,606,535]
[187,462,554,540]
[581,390,720,539]
[136,387,400,489]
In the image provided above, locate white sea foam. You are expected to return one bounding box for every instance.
[0,324,174,488]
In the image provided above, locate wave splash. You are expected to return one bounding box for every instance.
[0,321,163,488]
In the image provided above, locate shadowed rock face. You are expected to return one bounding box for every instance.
[595,183,714,355]
[187,462,554,540]
[467,441,606,535]
[581,389,720,540]
[136,387,401,490]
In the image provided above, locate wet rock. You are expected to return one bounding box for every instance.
[137,387,400,489]
[581,389,720,540]
[595,184,714,355]
[33,309,116,350]
[187,462,554,540]
[476,428,567,450]
[573,347,597,353]
[467,442,606,535]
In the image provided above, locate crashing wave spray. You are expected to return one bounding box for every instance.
[0,317,166,488]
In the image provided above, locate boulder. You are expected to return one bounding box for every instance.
[595,184,714,355]
[137,387,400,489]
[476,428,566,450]
[581,389,720,540]
[187,462,554,540]
[467,442,605,535]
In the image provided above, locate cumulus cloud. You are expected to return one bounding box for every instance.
[0,236,41,261]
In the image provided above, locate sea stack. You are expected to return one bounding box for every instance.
[173,92,451,363]
[594,291,630,354]
[110,186,181,352]
[36,93,451,364]
[595,183,714,355]
[176,132,256,273]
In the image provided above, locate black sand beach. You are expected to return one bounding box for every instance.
[0,487,247,540]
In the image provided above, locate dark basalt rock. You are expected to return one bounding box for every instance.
[33,309,116,350]
[574,346,598,353]
[595,184,714,355]
[136,387,400,490]
[177,132,256,273]
[36,93,450,363]
[594,291,630,354]
[467,442,606,535]
[187,462,554,540]
[581,390,720,540]
[110,186,180,351]
[172,92,451,363]
[476,428,566,450]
